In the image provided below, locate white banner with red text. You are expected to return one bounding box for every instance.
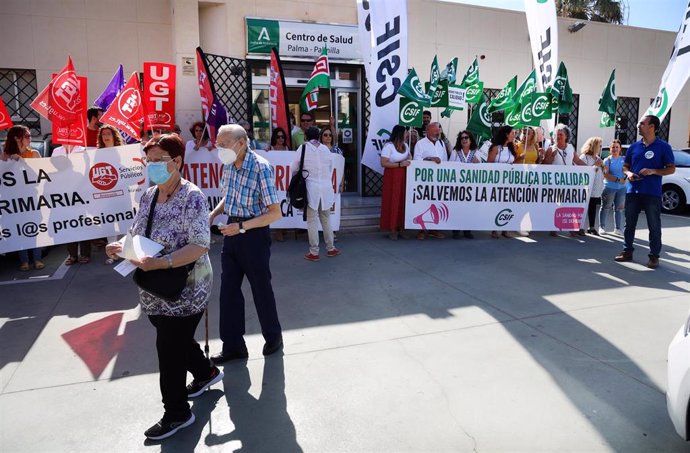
[0,144,146,253]
[405,161,594,231]
[182,149,344,230]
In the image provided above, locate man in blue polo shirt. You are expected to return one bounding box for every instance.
[614,115,675,269]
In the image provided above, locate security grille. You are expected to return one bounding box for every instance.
[0,69,39,139]
[205,54,251,126]
[615,97,639,145]
[650,98,671,142]
[557,93,579,149]
[362,73,383,196]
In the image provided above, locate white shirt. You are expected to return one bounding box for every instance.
[381,142,410,163]
[292,141,335,210]
[476,140,492,163]
[449,148,478,163]
[493,145,515,164]
[551,143,575,165]
[413,137,447,162]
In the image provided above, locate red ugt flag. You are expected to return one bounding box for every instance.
[270,48,291,149]
[0,96,13,130]
[52,75,87,146]
[196,48,215,124]
[102,73,144,140]
[143,62,176,130]
[31,56,81,123]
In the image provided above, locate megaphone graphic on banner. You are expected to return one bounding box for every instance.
[413,203,449,230]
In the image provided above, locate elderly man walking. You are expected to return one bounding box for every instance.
[209,124,284,362]
[614,115,675,269]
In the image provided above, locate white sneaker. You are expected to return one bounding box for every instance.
[598,227,606,235]
[613,229,623,236]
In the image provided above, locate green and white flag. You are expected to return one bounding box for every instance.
[505,105,523,128]
[299,47,330,112]
[464,81,484,104]
[398,97,423,127]
[598,69,616,113]
[440,57,459,84]
[427,56,441,99]
[398,68,432,106]
[425,80,448,107]
[551,62,574,114]
[599,112,615,128]
[513,70,538,107]
[459,57,480,88]
[488,76,517,113]
[467,94,492,142]
[519,92,551,126]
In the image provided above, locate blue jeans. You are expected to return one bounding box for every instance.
[599,187,626,230]
[18,247,42,264]
[624,193,662,257]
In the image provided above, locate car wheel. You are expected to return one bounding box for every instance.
[662,184,686,214]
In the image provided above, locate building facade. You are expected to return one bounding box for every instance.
[1,0,687,195]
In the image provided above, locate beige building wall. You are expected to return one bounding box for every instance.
[1,0,687,148]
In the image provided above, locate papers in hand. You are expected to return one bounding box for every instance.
[113,233,165,276]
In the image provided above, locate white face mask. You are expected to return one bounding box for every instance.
[217,146,237,165]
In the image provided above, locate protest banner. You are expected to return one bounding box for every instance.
[143,62,176,130]
[181,149,344,230]
[405,161,594,231]
[0,145,146,253]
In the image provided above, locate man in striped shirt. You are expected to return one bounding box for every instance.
[209,124,284,362]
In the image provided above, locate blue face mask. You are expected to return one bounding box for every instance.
[147,161,172,185]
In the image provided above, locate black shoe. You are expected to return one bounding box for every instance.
[263,336,283,356]
[463,231,474,239]
[187,366,224,398]
[647,256,659,269]
[614,251,633,262]
[211,349,248,364]
[144,413,195,440]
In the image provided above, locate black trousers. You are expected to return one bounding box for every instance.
[587,197,601,229]
[148,312,212,419]
[219,226,282,351]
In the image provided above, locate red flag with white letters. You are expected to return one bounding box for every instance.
[196,48,215,125]
[143,62,176,130]
[52,75,87,146]
[101,73,144,140]
[0,96,13,130]
[31,56,81,123]
[270,48,292,149]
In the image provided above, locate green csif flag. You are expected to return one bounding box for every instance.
[427,56,441,99]
[598,69,616,127]
[512,70,537,107]
[398,68,432,106]
[518,92,552,127]
[440,57,459,84]
[467,94,492,142]
[459,58,480,88]
[505,105,523,128]
[551,62,574,115]
[488,76,517,113]
[465,81,484,104]
[299,47,330,112]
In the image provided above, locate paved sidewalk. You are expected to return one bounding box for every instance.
[1,215,690,452]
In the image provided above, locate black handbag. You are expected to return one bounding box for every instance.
[132,188,194,302]
[287,144,309,210]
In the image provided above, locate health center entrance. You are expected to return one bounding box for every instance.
[248,61,362,194]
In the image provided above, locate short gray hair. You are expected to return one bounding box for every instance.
[217,124,247,143]
[554,123,571,141]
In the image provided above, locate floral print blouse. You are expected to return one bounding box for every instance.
[130,181,212,316]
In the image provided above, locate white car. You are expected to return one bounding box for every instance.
[668,314,690,439]
[662,149,690,214]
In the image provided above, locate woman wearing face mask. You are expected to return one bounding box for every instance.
[105,134,219,441]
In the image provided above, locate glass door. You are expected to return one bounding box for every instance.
[334,88,360,193]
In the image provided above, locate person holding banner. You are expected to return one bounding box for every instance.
[615,115,675,269]
[599,139,627,236]
[97,124,124,149]
[209,124,283,362]
[515,127,540,165]
[2,125,44,270]
[449,130,480,239]
[414,122,447,239]
[266,127,289,151]
[488,126,520,239]
[579,137,605,235]
[296,126,341,261]
[380,125,411,240]
[185,121,214,156]
[105,134,220,441]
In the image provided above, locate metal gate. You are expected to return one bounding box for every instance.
[205,54,252,126]
[615,97,639,145]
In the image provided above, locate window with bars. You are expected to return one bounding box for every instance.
[615,97,639,145]
[206,54,251,126]
[649,98,671,142]
[0,69,40,139]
